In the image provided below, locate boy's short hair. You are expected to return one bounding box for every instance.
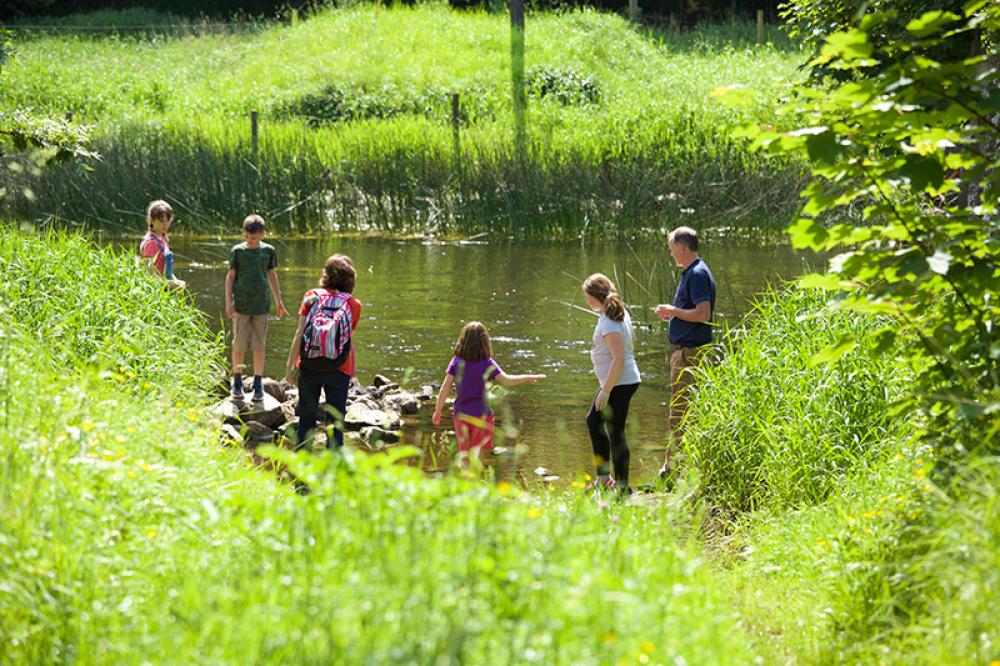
[669,226,699,252]
[243,214,266,235]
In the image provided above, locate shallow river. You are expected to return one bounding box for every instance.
[167,236,820,484]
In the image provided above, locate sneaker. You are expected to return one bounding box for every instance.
[231,385,244,400]
[252,386,265,401]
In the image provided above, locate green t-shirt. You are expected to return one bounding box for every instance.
[229,241,278,315]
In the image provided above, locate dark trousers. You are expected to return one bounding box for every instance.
[296,369,350,450]
[586,382,640,486]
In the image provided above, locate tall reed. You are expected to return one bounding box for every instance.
[681,286,914,513]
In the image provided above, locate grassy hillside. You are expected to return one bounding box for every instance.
[1,5,804,235]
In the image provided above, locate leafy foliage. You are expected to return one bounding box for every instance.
[526,65,602,106]
[741,5,999,467]
[0,32,95,203]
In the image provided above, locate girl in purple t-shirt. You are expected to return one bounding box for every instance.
[432,321,545,463]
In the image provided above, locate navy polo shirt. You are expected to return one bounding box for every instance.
[668,257,716,347]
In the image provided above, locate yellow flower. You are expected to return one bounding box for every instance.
[146,530,157,539]
[584,473,592,482]
[602,633,615,644]
[526,507,541,519]
[640,641,655,653]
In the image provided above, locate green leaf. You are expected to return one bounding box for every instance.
[927,250,952,275]
[899,155,945,192]
[811,335,858,366]
[786,217,829,250]
[869,327,898,356]
[824,28,873,61]
[907,10,961,36]
[805,130,841,165]
[797,273,843,290]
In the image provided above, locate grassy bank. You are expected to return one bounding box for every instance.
[678,289,1000,663]
[0,228,748,662]
[6,230,994,662]
[1,5,804,235]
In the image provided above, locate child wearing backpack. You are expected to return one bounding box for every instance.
[432,321,545,462]
[284,254,361,450]
[138,199,186,290]
[225,214,289,401]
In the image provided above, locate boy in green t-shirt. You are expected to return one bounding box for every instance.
[225,214,289,400]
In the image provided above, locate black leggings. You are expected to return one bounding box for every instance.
[586,382,640,486]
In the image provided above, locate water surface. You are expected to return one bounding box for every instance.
[168,236,819,484]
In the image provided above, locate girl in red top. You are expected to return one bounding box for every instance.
[138,199,186,290]
[285,254,362,450]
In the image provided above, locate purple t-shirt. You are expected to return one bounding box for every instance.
[447,356,502,418]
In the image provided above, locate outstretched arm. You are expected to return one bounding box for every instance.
[432,374,455,425]
[494,372,546,387]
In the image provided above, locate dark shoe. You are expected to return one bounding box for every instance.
[584,477,616,493]
[252,386,265,401]
[231,385,244,400]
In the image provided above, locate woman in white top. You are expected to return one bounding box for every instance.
[582,273,641,493]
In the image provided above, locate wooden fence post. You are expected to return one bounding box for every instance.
[451,92,462,173]
[756,9,764,44]
[629,0,639,23]
[250,110,259,158]
[510,0,526,163]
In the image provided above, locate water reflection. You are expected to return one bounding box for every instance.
[167,237,821,484]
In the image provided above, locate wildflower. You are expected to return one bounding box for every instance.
[640,641,655,653]
[584,473,592,482]
[146,530,157,539]
[603,632,615,644]
[526,507,541,519]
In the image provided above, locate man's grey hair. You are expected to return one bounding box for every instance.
[669,226,699,252]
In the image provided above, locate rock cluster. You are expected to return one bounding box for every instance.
[214,374,434,453]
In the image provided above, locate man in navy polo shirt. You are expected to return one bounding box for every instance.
[654,226,716,479]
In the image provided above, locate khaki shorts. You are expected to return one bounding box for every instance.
[233,314,268,352]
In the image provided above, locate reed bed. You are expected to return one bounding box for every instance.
[681,287,914,514]
[1,4,805,235]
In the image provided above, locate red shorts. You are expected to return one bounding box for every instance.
[453,413,495,452]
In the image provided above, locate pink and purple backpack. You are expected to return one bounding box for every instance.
[302,289,353,364]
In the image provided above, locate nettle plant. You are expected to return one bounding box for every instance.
[731,4,998,466]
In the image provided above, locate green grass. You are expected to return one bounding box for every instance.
[0,4,805,235]
[3,229,998,663]
[681,287,914,514]
[0,227,750,663]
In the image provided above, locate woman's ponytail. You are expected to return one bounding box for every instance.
[603,292,625,322]
[583,273,625,322]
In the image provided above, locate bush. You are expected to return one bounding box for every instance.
[526,65,602,105]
